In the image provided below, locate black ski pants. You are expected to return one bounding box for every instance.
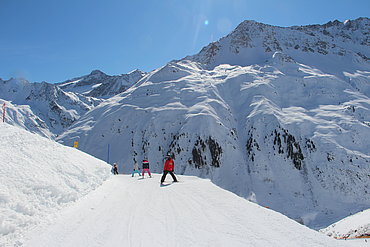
[161,170,178,183]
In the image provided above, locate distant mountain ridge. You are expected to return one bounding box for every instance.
[57,69,146,98]
[1,18,370,229]
[0,69,145,137]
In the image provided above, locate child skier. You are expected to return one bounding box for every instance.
[142,159,152,178]
[112,163,119,175]
[132,162,141,177]
[160,154,178,184]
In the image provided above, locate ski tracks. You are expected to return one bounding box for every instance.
[22,174,358,247]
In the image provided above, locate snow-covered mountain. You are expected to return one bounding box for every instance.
[187,18,369,76]
[0,78,100,138]
[57,69,146,98]
[57,17,370,229]
[0,69,145,138]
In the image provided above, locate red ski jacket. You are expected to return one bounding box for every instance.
[163,159,174,171]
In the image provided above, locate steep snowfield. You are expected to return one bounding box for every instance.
[320,209,370,239]
[22,175,367,247]
[0,124,111,246]
[0,99,53,138]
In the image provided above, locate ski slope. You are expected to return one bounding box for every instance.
[23,174,366,247]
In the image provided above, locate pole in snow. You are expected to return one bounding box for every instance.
[107,144,110,164]
[2,103,6,123]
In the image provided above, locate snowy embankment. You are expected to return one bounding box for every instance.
[0,124,111,247]
[22,174,367,247]
[320,209,370,239]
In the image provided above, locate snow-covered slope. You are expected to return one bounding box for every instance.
[0,78,100,138]
[57,69,146,98]
[320,209,370,239]
[0,99,52,138]
[58,18,370,229]
[0,123,111,246]
[22,175,367,247]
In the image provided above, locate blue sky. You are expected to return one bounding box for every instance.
[1,0,369,82]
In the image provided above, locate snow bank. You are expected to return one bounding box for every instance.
[320,209,370,239]
[0,124,111,246]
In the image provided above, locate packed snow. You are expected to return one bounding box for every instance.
[0,124,111,246]
[21,174,368,247]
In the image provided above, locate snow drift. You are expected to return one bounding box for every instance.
[0,123,111,246]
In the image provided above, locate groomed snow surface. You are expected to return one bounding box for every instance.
[21,175,367,247]
[0,124,368,246]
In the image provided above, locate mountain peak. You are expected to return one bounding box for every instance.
[231,19,272,35]
[236,20,271,28]
[89,69,106,76]
[127,69,145,77]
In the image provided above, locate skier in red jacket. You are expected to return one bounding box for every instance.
[160,154,178,184]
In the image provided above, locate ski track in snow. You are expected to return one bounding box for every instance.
[23,175,367,247]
